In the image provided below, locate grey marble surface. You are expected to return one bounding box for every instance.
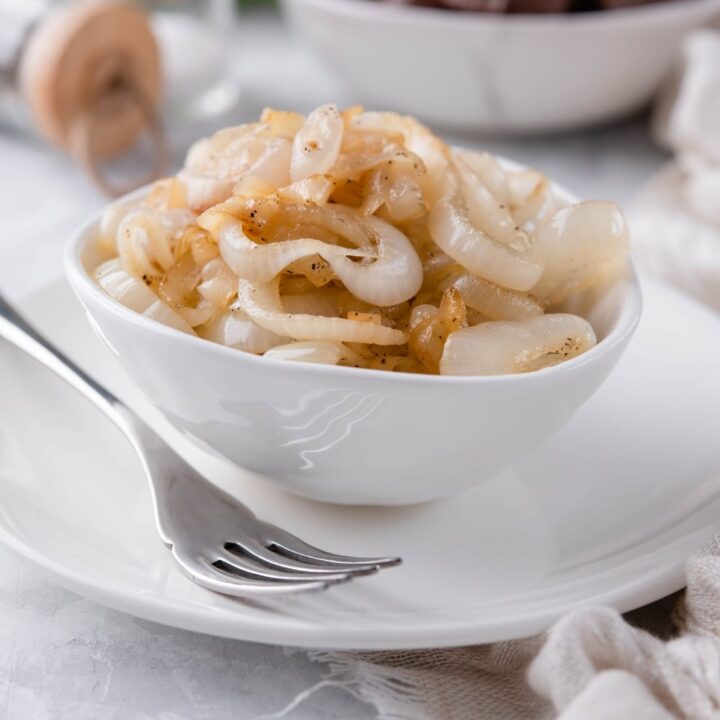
[0,547,374,720]
[0,9,671,720]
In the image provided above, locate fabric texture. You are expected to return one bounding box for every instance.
[295,542,720,720]
[286,30,720,720]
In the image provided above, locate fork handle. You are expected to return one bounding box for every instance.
[0,290,122,417]
[0,289,181,540]
[0,290,161,462]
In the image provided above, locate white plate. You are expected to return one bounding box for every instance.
[1,275,719,649]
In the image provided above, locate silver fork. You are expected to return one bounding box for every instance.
[0,291,400,595]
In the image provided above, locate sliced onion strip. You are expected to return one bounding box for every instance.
[428,173,544,292]
[199,309,287,353]
[201,204,423,307]
[290,104,343,182]
[264,340,360,366]
[96,259,194,335]
[117,207,192,281]
[445,272,543,321]
[236,278,407,345]
[440,314,596,376]
[532,201,630,305]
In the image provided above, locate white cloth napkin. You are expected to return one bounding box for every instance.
[634,28,720,314]
[292,541,720,720]
[274,30,720,720]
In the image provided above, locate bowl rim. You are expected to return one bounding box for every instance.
[65,171,643,388]
[283,0,720,30]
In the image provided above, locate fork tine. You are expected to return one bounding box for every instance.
[197,569,339,596]
[212,551,352,583]
[172,550,344,596]
[225,541,379,577]
[262,524,402,569]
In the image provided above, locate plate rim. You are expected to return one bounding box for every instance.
[0,522,687,649]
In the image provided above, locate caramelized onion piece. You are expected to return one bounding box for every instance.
[509,170,558,232]
[351,111,450,203]
[440,314,596,376]
[181,123,292,211]
[281,290,338,317]
[197,258,237,308]
[117,207,194,281]
[98,198,138,254]
[409,288,467,374]
[264,340,361,366]
[277,175,337,205]
[259,108,305,139]
[96,259,194,334]
[158,253,200,308]
[236,278,408,345]
[157,239,229,328]
[533,201,630,305]
[199,309,287,353]
[360,153,427,222]
[429,172,544,292]
[453,153,528,249]
[290,104,344,182]
[200,203,423,307]
[442,269,543,321]
[455,150,511,206]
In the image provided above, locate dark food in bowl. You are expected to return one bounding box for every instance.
[378,0,663,11]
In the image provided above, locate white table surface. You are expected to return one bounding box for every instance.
[0,8,670,719]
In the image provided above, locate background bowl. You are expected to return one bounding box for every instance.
[281,0,720,133]
[66,175,641,506]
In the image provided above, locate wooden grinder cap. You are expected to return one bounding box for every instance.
[18,1,164,192]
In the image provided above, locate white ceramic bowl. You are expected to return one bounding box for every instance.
[65,177,641,506]
[281,0,720,133]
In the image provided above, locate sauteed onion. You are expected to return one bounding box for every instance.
[94,104,629,375]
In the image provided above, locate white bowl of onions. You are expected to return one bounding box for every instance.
[66,105,641,505]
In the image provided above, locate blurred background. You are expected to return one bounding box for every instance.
[1,0,719,296]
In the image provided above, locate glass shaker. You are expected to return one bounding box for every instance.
[140,0,240,124]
